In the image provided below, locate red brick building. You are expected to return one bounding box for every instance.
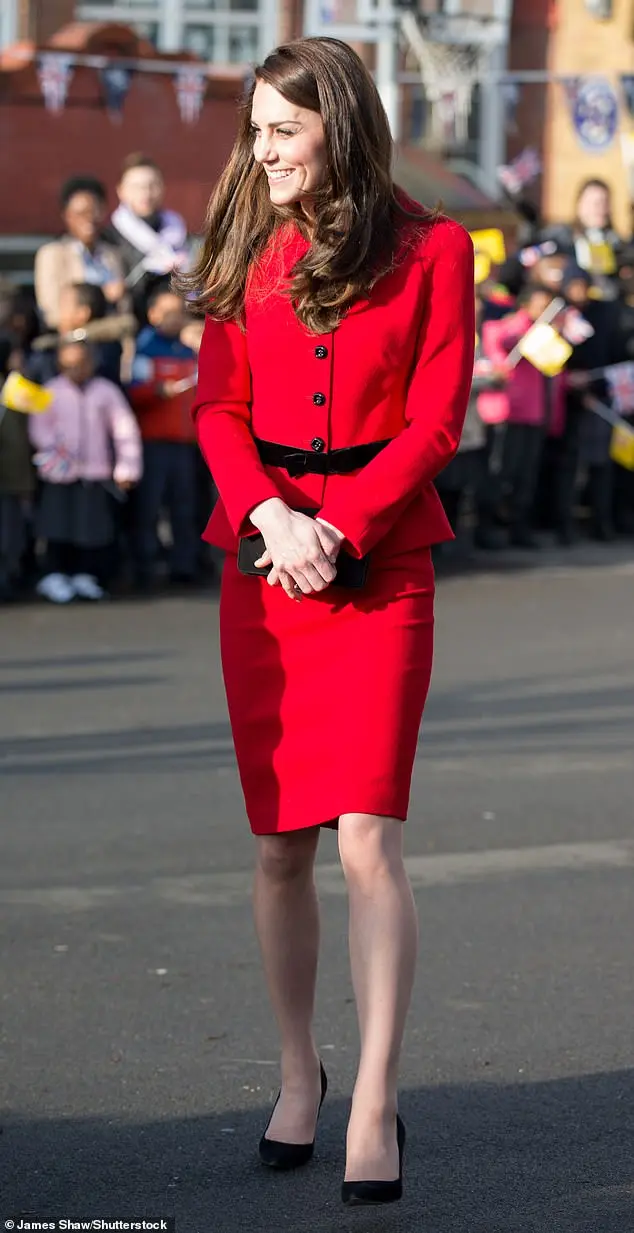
[0,20,243,240]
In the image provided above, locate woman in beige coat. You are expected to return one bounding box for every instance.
[35,177,125,329]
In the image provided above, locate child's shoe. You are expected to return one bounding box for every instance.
[71,574,106,601]
[36,573,75,604]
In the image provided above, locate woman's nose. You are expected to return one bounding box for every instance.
[255,133,276,164]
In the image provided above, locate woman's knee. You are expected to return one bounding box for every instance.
[256,828,319,885]
[338,814,404,887]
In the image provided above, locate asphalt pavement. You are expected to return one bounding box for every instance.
[2,541,634,1233]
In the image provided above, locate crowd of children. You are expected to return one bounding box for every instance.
[436,180,634,551]
[2,172,634,602]
[0,275,211,602]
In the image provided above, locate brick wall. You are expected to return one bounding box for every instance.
[0,64,241,234]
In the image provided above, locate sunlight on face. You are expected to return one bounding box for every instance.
[577,185,611,231]
[251,81,327,207]
[118,167,164,219]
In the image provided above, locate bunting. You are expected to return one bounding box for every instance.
[174,67,207,125]
[37,53,74,115]
[99,65,134,123]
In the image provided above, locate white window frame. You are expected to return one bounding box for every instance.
[0,0,19,49]
[78,0,278,61]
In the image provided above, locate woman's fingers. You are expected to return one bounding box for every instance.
[298,561,334,590]
[254,548,273,568]
[271,568,302,601]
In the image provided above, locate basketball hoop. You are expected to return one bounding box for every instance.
[400,10,484,145]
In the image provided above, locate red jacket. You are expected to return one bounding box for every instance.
[192,206,475,559]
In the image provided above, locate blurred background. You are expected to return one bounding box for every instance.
[1,0,634,605]
[1,0,634,263]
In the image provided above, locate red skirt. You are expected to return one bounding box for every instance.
[219,547,435,835]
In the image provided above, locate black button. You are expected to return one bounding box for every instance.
[311,437,325,452]
[315,345,328,359]
[312,392,326,406]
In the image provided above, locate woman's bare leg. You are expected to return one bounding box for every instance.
[253,827,323,1142]
[338,813,418,1181]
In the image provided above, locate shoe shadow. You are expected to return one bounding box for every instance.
[3,1070,634,1233]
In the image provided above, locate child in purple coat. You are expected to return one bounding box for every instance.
[29,342,142,602]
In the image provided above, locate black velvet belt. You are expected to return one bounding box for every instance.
[254,437,393,478]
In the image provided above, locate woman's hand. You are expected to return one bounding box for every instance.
[250,499,343,600]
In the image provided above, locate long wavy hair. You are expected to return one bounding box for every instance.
[176,37,428,334]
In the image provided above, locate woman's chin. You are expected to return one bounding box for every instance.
[268,184,300,206]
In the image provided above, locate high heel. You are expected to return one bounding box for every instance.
[258,1061,327,1169]
[341,1114,406,1206]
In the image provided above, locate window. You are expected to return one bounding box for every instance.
[186,0,259,9]
[183,22,259,62]
[79,1,270,63]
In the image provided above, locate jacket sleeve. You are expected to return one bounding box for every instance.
[127,352,161,410]
[482,315,522,364]
[192,315,283,536]
[34,243,67,330]
[27,401,57,451]
[318,224,475,557]
[105,385,143,485]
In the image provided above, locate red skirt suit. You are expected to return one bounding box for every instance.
[192,203,475,834]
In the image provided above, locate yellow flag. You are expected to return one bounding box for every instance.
[517,323,573,377]
[610,422,634,470]
[0,371,53,414]
[474,252,492,285]
[471,228,507,267]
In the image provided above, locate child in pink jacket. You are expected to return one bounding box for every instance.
[29,342,142,602]
[480,285,566,548]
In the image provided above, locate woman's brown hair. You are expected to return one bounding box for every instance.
[177,37,427,334]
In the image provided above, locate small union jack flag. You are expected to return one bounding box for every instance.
[561,308,595,346]
[605,363,634,414]
[174,67,207,125]
[497,147,541,197]
[37,53,74,115]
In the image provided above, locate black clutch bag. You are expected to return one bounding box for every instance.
[237,509,370,589]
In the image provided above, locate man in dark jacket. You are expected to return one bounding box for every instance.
[104,153,189,326]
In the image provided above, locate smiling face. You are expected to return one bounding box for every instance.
[63,192,104,248]
[577,184,611,231]
[118,165,164,219]
[250,80,328,208]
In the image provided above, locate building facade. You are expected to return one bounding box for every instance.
[509,0,634,235]
[0,0,283,62]
[76,0,279,64]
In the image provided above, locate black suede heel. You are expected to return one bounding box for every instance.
[341,1114,405,1206]
[258,1062,327,1170]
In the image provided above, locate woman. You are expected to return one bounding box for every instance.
[542,178,623,300]
[34,177,125,329]
[182,37,474,1205]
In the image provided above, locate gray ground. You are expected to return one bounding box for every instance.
[1,541,634,1233]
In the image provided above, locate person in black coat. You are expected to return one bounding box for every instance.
[541,179,624,302]
[556,264,621,542]
[103,153,189,326]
